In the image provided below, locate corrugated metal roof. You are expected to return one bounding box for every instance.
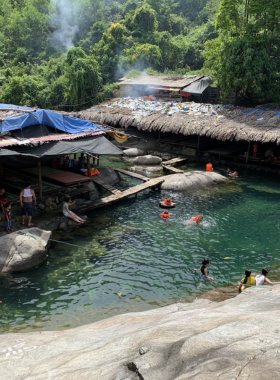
[118,74,204,88]
[0,131,105,147]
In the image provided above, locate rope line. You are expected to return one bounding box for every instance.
[17,231,87,249]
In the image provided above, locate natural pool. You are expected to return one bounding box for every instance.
[1,159,280,334]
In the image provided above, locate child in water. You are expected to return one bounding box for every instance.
[200,258,214,281]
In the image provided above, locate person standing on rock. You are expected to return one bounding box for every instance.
[20,182,36,226]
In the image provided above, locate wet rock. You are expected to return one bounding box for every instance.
[0,228,51,272]
[55,197,60,205]
[3,286,280,379]
[58,222,68,231]
[161,171,228,191]
[130,165,163,174]
[123,148,146,156]
[37,203,45,211]
[134,155,162,165]
[45,197,53,207]
[139,347,149,355]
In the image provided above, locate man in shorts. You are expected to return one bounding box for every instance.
[20,182,37,226]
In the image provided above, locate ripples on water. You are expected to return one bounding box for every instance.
[1,161,280,333]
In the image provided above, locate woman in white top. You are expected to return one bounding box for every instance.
[62,196,86,224]
[254,268,280,286]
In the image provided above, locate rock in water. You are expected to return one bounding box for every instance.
[134,155,162,165]
[0,228,51,272]
[161,171,228,191]
[123,148,146,156]
[2,286,280,379]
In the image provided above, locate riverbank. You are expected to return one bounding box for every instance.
[2,285,280,379]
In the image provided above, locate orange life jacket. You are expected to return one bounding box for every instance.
[190,215,202,223]
[167,199,172,205]
[85,169,100,176]
[206,164,213,172]
[163,199,168,205]
[161,212,170,218]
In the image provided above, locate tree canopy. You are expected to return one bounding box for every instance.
[0,0,279,109]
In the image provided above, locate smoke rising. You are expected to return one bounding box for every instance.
[51,0,79,52]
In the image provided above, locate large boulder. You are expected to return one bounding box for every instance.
[123,148,146,156]
[2,286,280,379]
[98,167,121,186]
[161,171,228,191]
[130,165,163,174]
[0,228,51,272]
[134,155,162,165]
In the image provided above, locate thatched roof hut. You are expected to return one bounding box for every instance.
[75,103,280,145]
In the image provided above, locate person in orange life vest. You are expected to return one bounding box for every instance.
[161,211,171,221]
[232,171,238,177]
[85,168,100,176]
[163,199,173,206]
[206,162,213,172]
[189,215,203,223]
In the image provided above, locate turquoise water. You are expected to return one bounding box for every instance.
[1,159,280,333]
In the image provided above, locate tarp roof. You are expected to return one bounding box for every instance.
[181,76,214,95]
[17,136,123,157]
[0,107,107,134]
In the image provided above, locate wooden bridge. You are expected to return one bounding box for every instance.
[78,177,164,212]
[161,157,187,174]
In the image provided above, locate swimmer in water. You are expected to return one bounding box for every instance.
[161,211,171,221]
[189,215,203,223]
[253,268,280,286]
[200,258,214,281]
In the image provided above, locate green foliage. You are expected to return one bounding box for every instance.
[204,0,280,103]
[65,47,102,110]
[132,3,158,34]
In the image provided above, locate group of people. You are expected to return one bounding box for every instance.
[199,259,280,290]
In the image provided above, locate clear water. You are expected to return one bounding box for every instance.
[1,158,280,334]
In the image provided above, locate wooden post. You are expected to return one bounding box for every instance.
[74,154,77,159]
[246,141,251,163]
[197,135,200,152]
[87,154,91,177]
[59,157,63,168]
[0,157,3,176]
[97,155,100,165]
[38,160,42,198]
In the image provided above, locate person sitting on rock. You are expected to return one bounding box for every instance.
[238,269,256,293]
[253,268,280,286]
[200,258,214,281]
[62,196,86,224]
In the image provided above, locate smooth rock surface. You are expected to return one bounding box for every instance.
[130,165,163,174]
[161,171,228,191]
[134,155,162,165]
[123,148,146,156]
[0,228,51,272]
[2,286,280,379]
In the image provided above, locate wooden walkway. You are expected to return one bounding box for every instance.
[91,176,121,195]
[162,157,188,166]
[78,177,164,211]
[114,168,150,182]
[162,165,184,174]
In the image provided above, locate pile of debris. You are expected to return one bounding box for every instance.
[88,97,227,118]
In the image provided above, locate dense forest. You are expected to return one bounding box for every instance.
[0,0,279,110]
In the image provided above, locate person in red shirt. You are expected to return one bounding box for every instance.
[5,203,12,233]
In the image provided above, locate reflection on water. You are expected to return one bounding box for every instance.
[1,159,280,334]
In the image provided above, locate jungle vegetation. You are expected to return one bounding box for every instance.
[0,0,279,110]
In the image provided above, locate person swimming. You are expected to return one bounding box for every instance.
[238,269,256,293]
[200,258,214,281]
[189,215,203,223]
[254,268,280,286]
[161,211,171,220]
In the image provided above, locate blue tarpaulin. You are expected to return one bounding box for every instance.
[0,107,107,134]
